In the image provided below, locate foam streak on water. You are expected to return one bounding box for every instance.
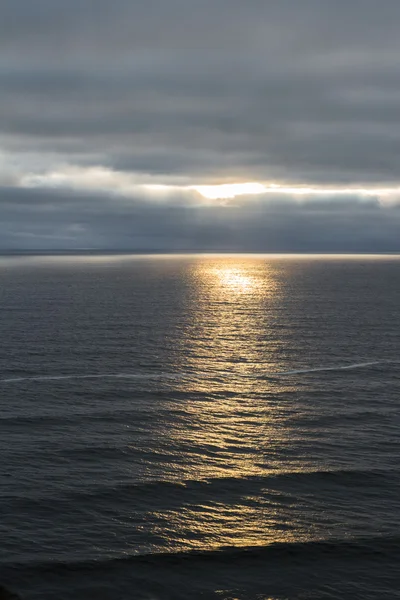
[1,360,398,384]
[274,360,396,376]
[0,372,184,384]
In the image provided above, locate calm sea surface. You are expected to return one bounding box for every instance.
[0,254,399,599]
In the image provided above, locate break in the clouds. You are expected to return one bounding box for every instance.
[2,0,400,251]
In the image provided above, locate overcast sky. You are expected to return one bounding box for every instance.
[2,0,400,251]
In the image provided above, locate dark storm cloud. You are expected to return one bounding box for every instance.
[1,186,399,252]
[2,1,400,249]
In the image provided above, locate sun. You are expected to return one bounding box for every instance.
[192,182,267,200]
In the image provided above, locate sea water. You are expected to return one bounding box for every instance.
[0,254,399,599]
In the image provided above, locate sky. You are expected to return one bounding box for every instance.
[2,0,400,252]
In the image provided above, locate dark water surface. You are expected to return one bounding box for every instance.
[0,254,399,599]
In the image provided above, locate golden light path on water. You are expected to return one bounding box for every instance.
[213,265,262,294]
[151,257,311,551]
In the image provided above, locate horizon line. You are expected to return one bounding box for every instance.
[1,250,400,257]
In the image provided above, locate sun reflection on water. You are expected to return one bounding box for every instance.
[182,257,281,379]
[212,265,262,295]
[152,258,304,551]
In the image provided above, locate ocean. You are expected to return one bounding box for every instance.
[0,254,399,599]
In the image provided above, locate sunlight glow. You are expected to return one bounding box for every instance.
[19,165,400,206]
[193,182,267,199]
[214,266,259,294]
[192,181,400,204]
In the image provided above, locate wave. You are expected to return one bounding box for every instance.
[76,467,400,496]
[2,535,399,576]
[1,468,397,505]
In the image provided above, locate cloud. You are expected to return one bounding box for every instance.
[2,1,400,249]
[1,185,399,252]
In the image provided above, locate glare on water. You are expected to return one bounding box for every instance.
[155,257,302,550]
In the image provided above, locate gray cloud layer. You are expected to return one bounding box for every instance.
[1,186,399,252]
[1,1,400,250]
